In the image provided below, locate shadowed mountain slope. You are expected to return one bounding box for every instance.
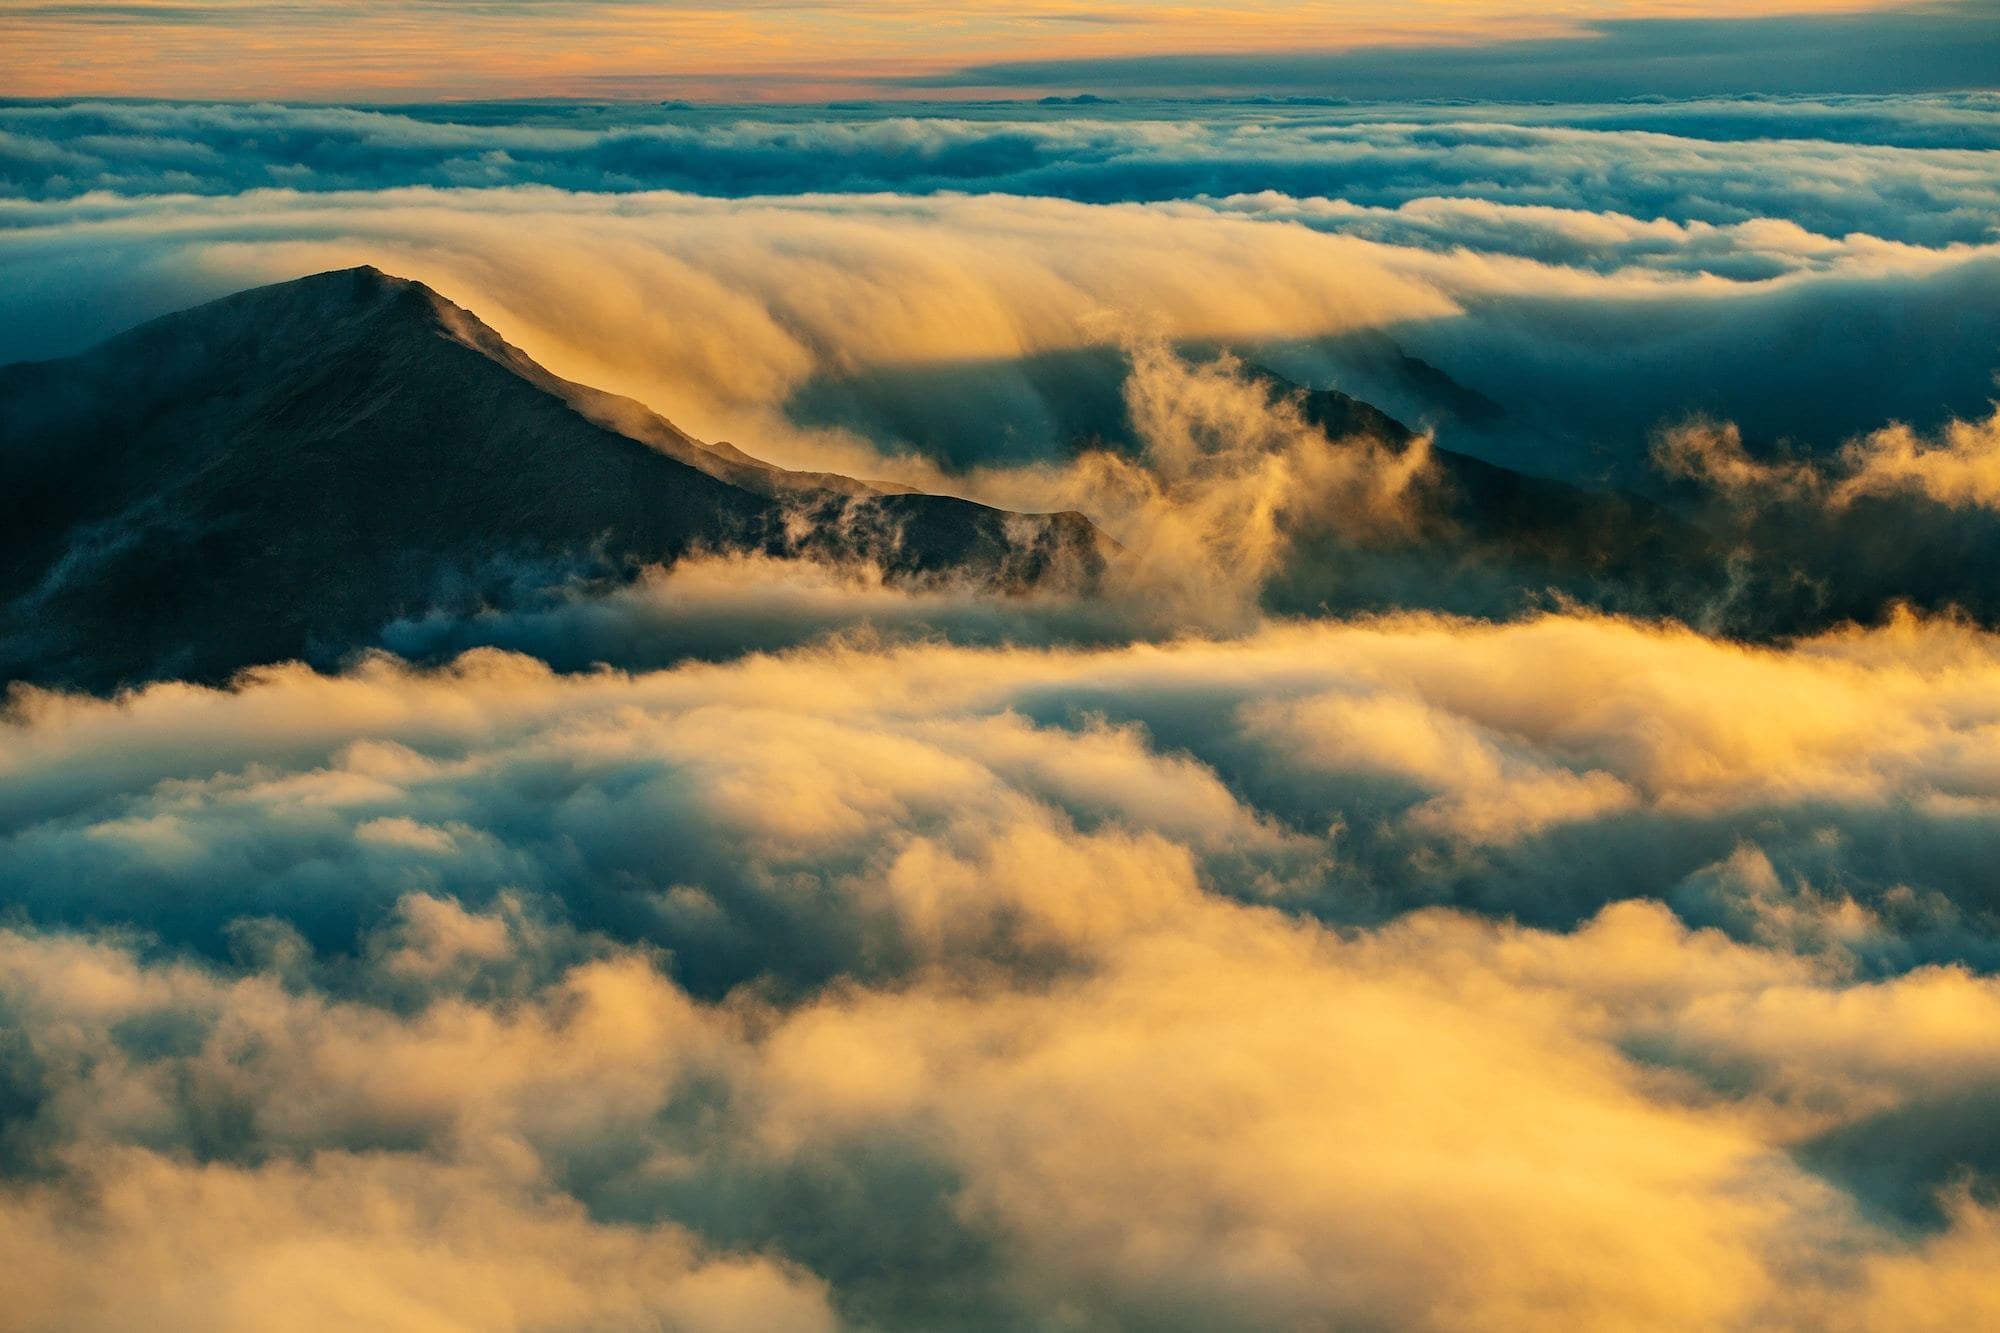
[1248,372,1715,622]
[0,267,1101,690]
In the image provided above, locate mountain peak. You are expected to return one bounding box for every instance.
[281,263,456,318]
[258,261,414,296]
[0,270,1105,690]
[30,263,469,388]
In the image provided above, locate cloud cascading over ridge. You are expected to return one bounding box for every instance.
[7,96,1997,485]
[5,181,2000,490]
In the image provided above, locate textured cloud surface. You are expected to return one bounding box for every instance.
[7,605,2000,1328]
[10,96,2000,223]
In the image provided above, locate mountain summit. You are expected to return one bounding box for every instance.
[0,267,1101,690]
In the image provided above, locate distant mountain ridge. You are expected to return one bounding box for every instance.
[0,267,1101,690]
[1255,369,2000,638]
[8,266,1996,694]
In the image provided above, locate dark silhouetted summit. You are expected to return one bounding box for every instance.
[0,267,1102,690]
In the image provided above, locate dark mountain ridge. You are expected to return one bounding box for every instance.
[1261,370,2000,637]
[0,267,1101,691]
[7,267,1993,694]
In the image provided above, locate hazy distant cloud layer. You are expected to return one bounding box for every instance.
[7,97,2000,249]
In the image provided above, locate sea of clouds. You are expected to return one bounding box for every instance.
[4,94,2000,1329]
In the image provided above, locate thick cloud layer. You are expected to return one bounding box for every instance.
[6,605,2000,1327]
[910,3,2000,101]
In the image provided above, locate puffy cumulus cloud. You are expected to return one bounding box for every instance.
[1236,610,2000,820]
[749,898,1828,1332]
[1838,412,2000,510]
[1625,407,2000,633]
[11,602,2000,974]
[1244,688,1638,843]
[951,338,1438,628]
[0,635,1311,989]
[0,865,1997,1326]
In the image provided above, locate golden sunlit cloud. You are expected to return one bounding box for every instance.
[7,603,2000,1328]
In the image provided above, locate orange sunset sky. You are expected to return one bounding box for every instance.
[0,0,1933,101]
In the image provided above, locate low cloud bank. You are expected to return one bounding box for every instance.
[5,605,2000,1327]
